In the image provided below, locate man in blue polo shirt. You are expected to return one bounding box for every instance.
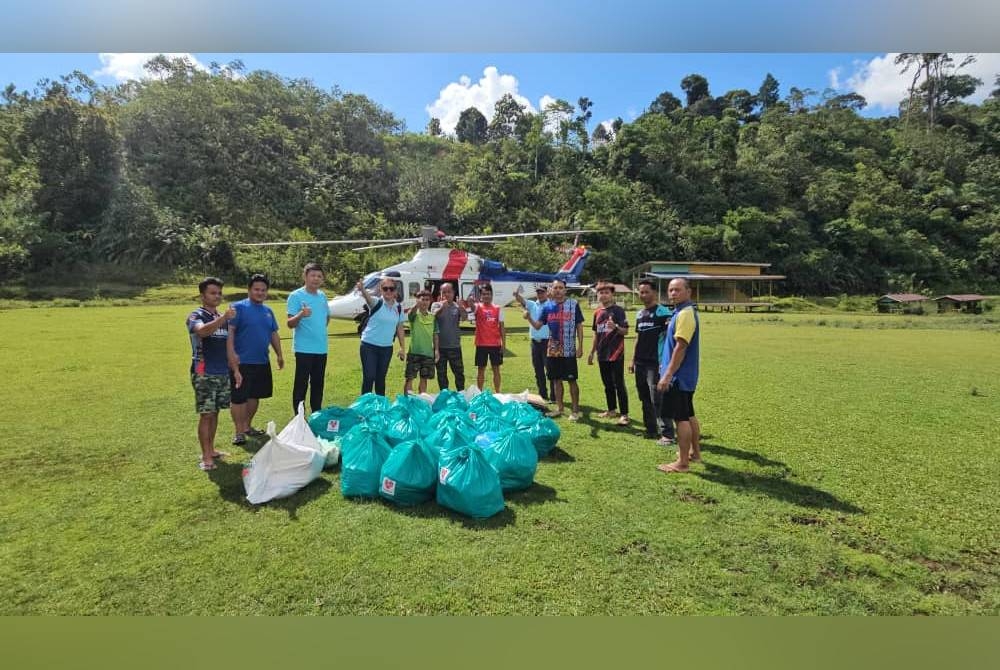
[656,278,701,473]
[286,262,330,413]
[514,285,555,402]
[227,273,284,445]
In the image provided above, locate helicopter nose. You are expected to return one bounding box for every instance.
[328,294,365,319]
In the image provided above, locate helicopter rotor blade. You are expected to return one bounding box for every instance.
[237,238,415,248]
[447,230,594,242]
[351,240,421,252]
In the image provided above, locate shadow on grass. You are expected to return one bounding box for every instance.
[695,462,863,514]
[505,482,564,506]
[386,499,517,529]
[207,460,333,520]
[700,442,788,469]
[541,446,575,463]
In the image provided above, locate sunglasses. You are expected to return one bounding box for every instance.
[381,286,396,292]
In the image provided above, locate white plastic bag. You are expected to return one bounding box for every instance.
[461,384,482,402]
[242,410,326,504]
[278,402,323,451]
[494,389,531,404]
[317,437,342,468]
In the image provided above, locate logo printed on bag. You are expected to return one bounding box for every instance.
[381,477,396,496]
[326,419,340,433]
[439,466,450,484]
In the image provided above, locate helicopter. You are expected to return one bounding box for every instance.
[238,226,592,328]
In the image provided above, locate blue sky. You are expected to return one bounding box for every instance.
[3,53,999,134]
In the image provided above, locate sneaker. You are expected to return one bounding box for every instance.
[616,415,630,426]
[232,433,247,446]
[546,410,563,418]
[245,427,266,437]
[657,436,675,446]
[568,413,580,422]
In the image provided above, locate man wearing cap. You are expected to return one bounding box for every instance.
[514,285,556,402]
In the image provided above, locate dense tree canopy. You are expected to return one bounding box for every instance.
[1,55,999,294]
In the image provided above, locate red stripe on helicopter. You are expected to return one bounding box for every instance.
[443,249,468,280]
[560,246,587,273]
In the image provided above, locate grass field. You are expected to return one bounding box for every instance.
[1,301,997,614]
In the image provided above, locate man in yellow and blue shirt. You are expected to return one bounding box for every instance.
[656,278,702,473]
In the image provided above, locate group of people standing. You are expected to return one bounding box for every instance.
[186,263,701,475]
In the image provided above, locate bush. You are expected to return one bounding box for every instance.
[770,296,820,312]
[0,242,30,281]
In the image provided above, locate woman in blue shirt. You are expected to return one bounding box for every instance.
[356,276,407,396]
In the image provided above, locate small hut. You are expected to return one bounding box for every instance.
[585,283,636,308]
[934,294,987,314]
[876,293,928,314]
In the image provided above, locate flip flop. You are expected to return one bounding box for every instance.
[245,427,266,437]
[211,451,229,459]
[198,461,217,471]
[232,434,247,446]
[656,462,688,474]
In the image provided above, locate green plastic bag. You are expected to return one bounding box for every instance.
[468,390,503,419]
[520,417,561,458]
[385,409,423,446]
[481,428,538,491]
[350,392,391,414]
[428,407,474,431]
[379,440,437,506]
[425,421,477,458]
[436,445,505,519]
[308,405,361,441]
[432,388,468,413]
[499,401,543,428]
[340,424,392,498]
[474,411,513,435]
[392,393,433,425]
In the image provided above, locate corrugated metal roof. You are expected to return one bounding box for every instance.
[879,293,927,303]
[645,272,786,280]
[934,294,987,302]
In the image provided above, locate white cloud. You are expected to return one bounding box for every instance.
[837,53,1000,112]
[828,67,842,90]
[426,66,538,135]
[94,53,208,82]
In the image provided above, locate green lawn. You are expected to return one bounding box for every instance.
[1,303,997,614]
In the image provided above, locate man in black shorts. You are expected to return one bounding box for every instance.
[656,278,702,473]
[227,274,284,445]
[525,279,585,421]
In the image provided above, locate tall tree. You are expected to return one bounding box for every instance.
[455,106,488,145]
[757,73,780,112]
[427,117,442,136]
[721,88,756,121]
[487,93,526,141]
[680,74,710,108]
[649,90,682,115]
[896,53,977,128]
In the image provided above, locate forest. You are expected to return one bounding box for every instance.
[1,53,999,295]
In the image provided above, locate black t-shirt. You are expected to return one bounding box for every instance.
[632,304,672,365]
[592,304,628,362]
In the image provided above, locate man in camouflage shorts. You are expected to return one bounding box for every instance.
[187,277,237,471]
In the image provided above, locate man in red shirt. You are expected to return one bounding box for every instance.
[465,283,506,392]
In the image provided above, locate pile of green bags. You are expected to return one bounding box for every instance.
[306,389,562,518]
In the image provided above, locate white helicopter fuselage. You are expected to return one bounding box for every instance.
[327,247,575,321]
